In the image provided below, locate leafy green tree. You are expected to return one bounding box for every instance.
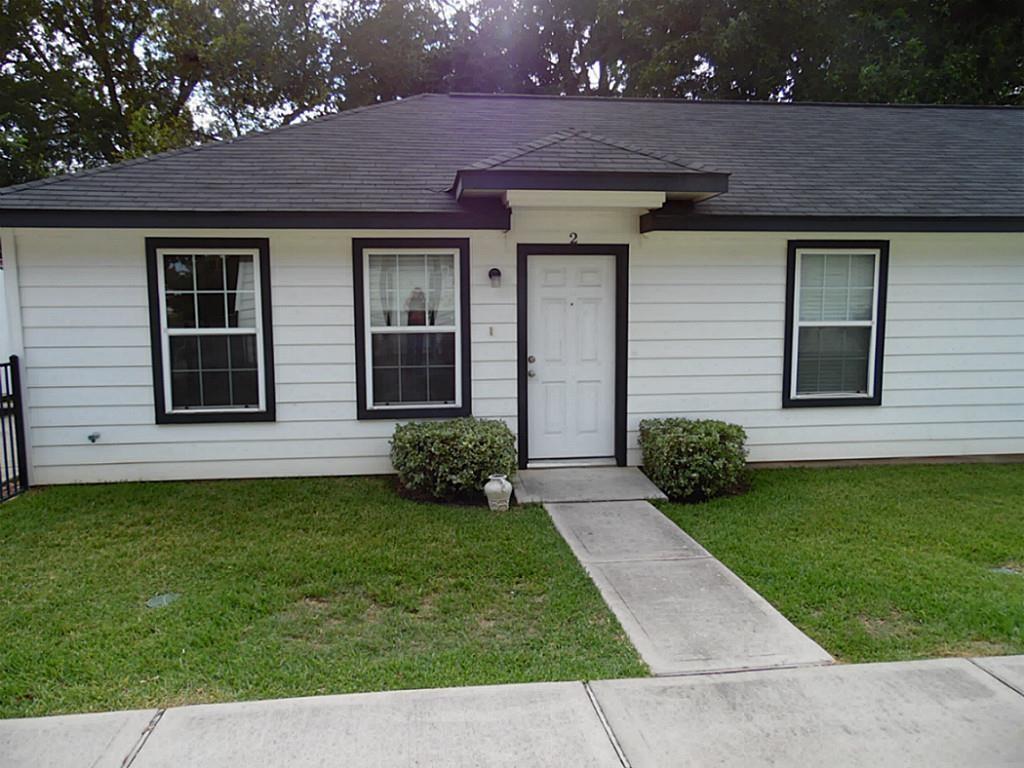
[618,0,1023,103]
[2,0,1021,187]
[1,0,338,186]
[328,0,448,107]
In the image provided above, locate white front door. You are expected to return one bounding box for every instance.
[526,254,616,461]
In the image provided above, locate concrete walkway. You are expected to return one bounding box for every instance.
[528,467,832,674]
[3,657,1022,767]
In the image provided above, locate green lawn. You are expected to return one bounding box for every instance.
[0,477,644,718]
[659,463,1024,663]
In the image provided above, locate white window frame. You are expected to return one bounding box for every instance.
[156,246,268,414]
[361,247,463,412]
[790,247,882,401]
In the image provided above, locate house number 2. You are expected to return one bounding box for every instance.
[569,232,578,244]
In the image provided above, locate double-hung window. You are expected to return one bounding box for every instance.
[784,240,889,407]
[353,238,471,419]
[146,238,275,423]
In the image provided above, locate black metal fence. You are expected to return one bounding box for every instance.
[0,355,28,501]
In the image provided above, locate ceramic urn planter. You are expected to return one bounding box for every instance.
[484,474,513,512]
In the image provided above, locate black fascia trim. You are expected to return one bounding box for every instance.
[782,239,890,409]
[640,212,1024,233]
[353,237,472,421]
[145,237,277,424]
[1,205,511,230]
[517,243,628,469]
[456,169,728,198]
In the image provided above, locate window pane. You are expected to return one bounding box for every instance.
[232,370,259,405]
[199,336,229,369]
[800,253,826,287]
[372,367,400,404]
[171,371,202,408]
[226,255,255,292]
[397,254,426,326]
[372,334,399,366]
[428,366,455,402]
[797,326,871,395]
[166,294,195,328]
[169,333,259,409]
[823,255,849,287]
[400,367,428,402]
[197,293,227,327]
[431,332,456,365]
[368,252,456,328]
[848,288,874,321]
[849,254,875,287]
[160,247,264,413]
[370,331,456,406]
[800,253,876,322]
[201,371,231,406]
[226,292,257,328]
[229,335,258,369]
[194,255,224,290]
[165,255,194,290]
[427,254,456,325]
[368,254,398,327]
[170,336,198,370]
[822,288,850,321]
[799,287,823,322]
[402,334,428,365]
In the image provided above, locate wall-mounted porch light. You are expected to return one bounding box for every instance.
[488,268,502,288]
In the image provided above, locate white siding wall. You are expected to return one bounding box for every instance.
[506,209,1024,464]
[629,230,1024,463]
[5,218,1022,484]
[10,227,515,484]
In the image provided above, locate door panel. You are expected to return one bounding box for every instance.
[527,254,616,460]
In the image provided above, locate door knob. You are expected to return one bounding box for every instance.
[527,355,536,363]
[528,370,537,378]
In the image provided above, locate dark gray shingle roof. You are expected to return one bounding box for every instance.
[467,128,710,173]
[0,93,1021,220]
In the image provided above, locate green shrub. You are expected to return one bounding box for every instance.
[391,418,517,501]
[638,418,749,502]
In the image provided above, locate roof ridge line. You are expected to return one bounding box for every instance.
[0,95,431,196]
[468,128,583,170]
[573,129,722,173]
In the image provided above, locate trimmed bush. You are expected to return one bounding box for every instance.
[391,418,517,501]
[638,418,748,502]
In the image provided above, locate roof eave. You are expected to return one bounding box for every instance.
[453,169,729,201]
[0,204,512,231]
[639,210,1024,233]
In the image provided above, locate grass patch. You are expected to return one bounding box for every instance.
[658,463,1024,663]
[0,476,644,718]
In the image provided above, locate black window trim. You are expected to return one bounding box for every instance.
[783,239,889,408]
[145,237,276,424]
[352,237,472,420]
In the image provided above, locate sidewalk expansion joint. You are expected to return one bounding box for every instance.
[582,681,631,768]
[582,554,713,564]
[967,658,1024,697]
[652,658,835,678]
[121,708,165,768]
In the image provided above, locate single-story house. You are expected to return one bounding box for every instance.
[0,93,1021,485]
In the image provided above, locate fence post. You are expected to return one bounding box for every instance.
[9,354,28,491]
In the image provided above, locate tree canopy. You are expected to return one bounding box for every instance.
[2,0,1021,186]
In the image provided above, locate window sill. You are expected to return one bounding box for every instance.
[782,394,881,408]
[357,404,471,421]
[156,409,276,424]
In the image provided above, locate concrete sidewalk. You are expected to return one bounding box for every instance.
[531,466,832,675]
[548,499,833,674]
[3,657,1022,767]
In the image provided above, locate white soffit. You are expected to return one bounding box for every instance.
[503,190,668,210]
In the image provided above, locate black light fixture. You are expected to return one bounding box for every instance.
[488,268,502,287]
